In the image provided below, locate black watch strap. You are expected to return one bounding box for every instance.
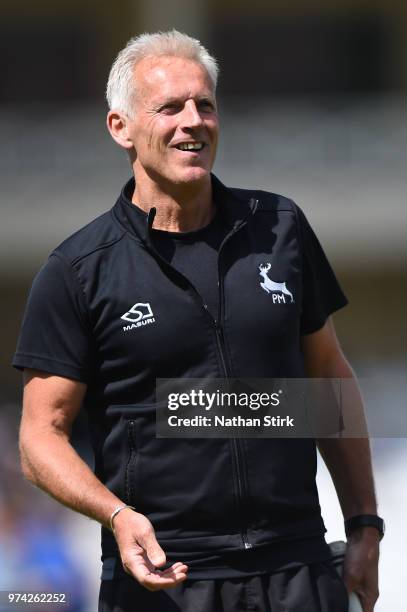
[345,514,385,539]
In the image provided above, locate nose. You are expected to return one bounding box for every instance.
[180,100,204,129]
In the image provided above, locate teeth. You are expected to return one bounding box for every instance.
[178,142,203,151]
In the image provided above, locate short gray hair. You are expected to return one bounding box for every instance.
[106,30,219,117]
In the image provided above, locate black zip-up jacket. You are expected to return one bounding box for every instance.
[13,175,348,561]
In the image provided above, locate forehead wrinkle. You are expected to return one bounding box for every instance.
[134,56,214,108]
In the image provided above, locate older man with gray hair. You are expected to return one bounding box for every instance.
[14,30,382,612]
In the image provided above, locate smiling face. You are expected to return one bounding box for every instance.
[126,55,219,192]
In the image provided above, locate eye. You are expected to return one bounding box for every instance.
[198,100,215,112]
[159,103,182,115]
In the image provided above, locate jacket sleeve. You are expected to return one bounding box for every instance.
[12,252,94,382]
[295,206,348,335]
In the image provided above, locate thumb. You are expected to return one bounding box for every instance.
[343,570,359,595]
[143,535,166,567]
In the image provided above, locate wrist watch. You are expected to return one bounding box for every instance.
[344,514,385,540]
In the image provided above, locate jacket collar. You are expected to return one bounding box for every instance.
[113,174,258,245]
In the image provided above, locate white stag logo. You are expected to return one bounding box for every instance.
[258,263,294,303]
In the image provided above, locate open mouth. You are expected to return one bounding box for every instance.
[174,142,205,152]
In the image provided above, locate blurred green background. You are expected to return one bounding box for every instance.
[1,1,406,610]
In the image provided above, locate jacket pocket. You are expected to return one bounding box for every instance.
[125,419,140,506]
[102,403,157,505]
[103,403,238,535]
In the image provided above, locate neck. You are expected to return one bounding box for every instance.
[132,165,214,232]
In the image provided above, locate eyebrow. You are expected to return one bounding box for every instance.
[153,94,216,108]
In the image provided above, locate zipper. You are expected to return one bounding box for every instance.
[216,217,254,550]
[205,280,252,550]
[213,323,228,376]
[232,439,252,549]
[145,201,258,550]
[125,420,138,505]
[216,346,252,549]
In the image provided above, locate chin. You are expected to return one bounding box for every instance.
[175,166,210,185]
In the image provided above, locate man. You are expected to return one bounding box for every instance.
[14,31,383,611]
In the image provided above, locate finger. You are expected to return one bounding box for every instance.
[357,591,376,612]
[138,532,166,567]
[127,556,187,584]
[161,564,188,576]
[360,601,374,612]
[343,570,360,594]
[344,579,358,595]
[141,568,188,591]
[163,562,188,572]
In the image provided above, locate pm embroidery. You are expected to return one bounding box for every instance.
[258,263,294,303]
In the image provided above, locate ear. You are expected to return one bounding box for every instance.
[106,110,134,150]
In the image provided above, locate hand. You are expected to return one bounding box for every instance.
[343,528,380,612]
[112,508,188,591]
